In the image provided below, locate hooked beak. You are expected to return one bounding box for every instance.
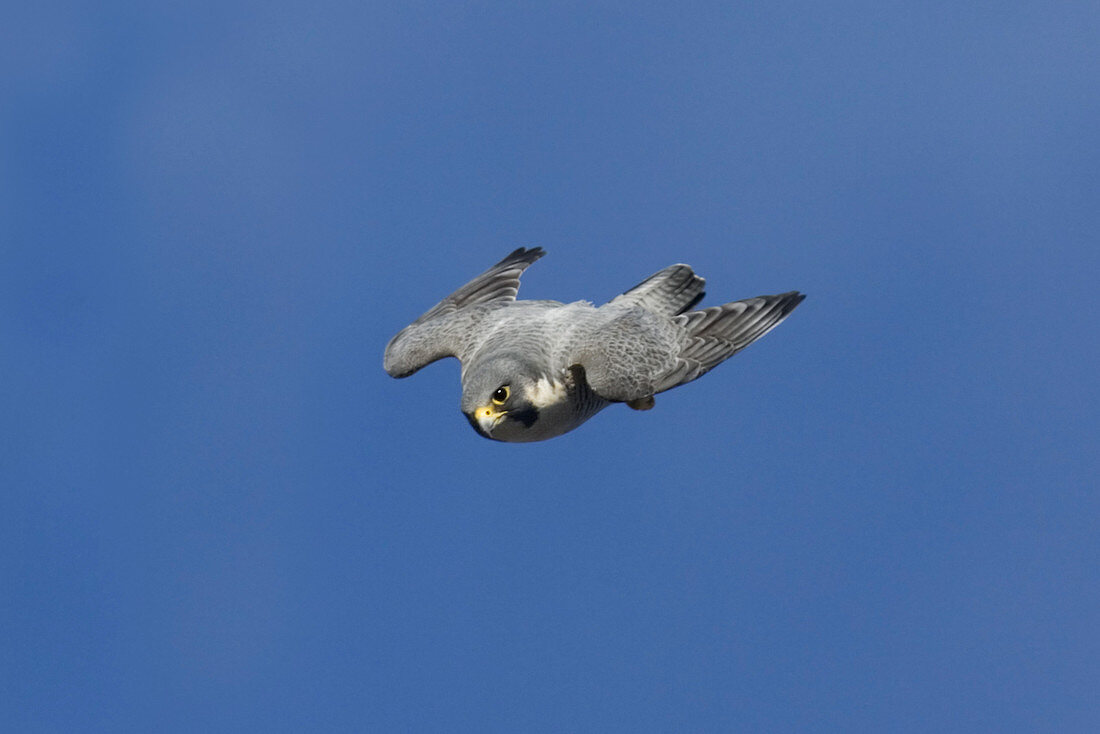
[465,405,505,438]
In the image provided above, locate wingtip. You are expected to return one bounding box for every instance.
[782,291,806,315]
[496,246,546,269]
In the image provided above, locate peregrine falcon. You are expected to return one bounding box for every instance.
[384,248,804,442]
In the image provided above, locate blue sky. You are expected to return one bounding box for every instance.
[3,2,1098,731]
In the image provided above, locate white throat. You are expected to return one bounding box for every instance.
[526,377,567,408]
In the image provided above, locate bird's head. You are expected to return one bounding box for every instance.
[460,355,548,442]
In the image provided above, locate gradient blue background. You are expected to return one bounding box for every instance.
[3,2,1097,731]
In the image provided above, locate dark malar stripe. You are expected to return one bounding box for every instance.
[508,407,539,428]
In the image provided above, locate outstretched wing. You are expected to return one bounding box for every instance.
[607,264,706,316]
[383,247,545,377]
[651,291,805,394]
[575,291,805,402]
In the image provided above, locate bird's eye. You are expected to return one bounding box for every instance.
[491,386,510,405]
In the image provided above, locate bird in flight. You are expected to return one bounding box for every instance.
[384,248,804,442]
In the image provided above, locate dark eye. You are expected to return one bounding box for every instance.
[491,386,510,405]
